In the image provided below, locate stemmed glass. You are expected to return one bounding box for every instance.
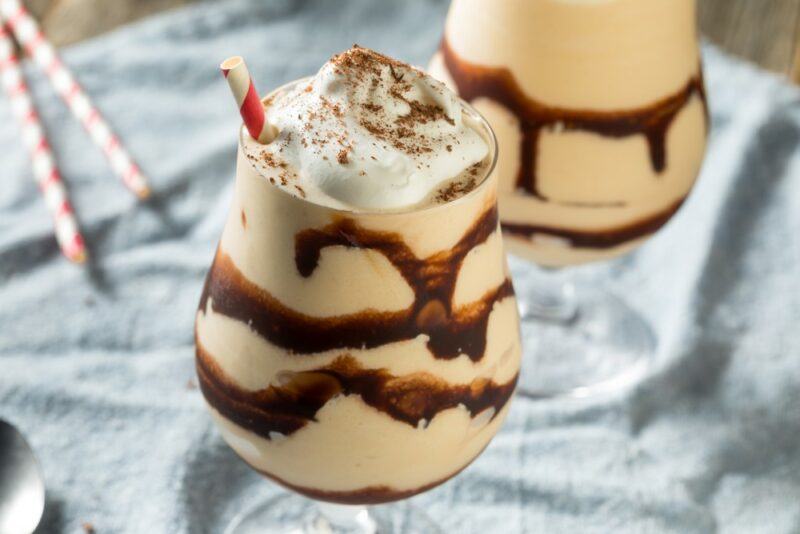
[195,82,521,533]
[429,0,708,397]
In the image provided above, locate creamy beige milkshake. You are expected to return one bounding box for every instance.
[196,47,521,504]
[429,0,708,266]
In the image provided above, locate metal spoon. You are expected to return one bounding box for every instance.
[0,420,44,534]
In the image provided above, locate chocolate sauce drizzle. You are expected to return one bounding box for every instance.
[197,345,517,441]
[257,472,454,505]
[439,38,708,201]
[503,197,685,249]
[199,204,514,361]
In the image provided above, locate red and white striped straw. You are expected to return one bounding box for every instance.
[0,24,86,263]
[220,56,277,144]
[0,0,150,199]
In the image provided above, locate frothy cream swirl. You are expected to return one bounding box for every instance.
[243,46,489,211]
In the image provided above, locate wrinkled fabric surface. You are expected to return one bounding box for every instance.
[1,1,799,532]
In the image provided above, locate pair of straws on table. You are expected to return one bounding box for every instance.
[0,0,149,263]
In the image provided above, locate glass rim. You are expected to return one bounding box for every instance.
[237,76,499,218]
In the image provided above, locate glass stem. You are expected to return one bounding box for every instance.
[313,502,377,534]
[518,267,578,323]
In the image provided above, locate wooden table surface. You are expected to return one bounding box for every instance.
[24,0,800,84]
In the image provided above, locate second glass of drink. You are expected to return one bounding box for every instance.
[429,0,708,397]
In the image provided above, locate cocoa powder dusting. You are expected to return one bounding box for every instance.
[259,150,287,169]
[435,176,476,203]
[251,45,487,206]
[325,45,458,158]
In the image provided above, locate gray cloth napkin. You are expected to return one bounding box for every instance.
[1,0,798,532]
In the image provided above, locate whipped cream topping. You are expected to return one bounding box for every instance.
[243,46,490,211]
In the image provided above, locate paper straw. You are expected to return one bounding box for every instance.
[0,0,150,198]
[220,56,277,143]
[0,24,86,263]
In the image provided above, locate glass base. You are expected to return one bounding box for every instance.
[517,284,656,399]
[224,493,441,534]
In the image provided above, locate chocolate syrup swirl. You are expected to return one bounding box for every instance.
[503,197,685,249]
[197,344,517,440]
[199,204,515,361]
[439,38,708,200]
